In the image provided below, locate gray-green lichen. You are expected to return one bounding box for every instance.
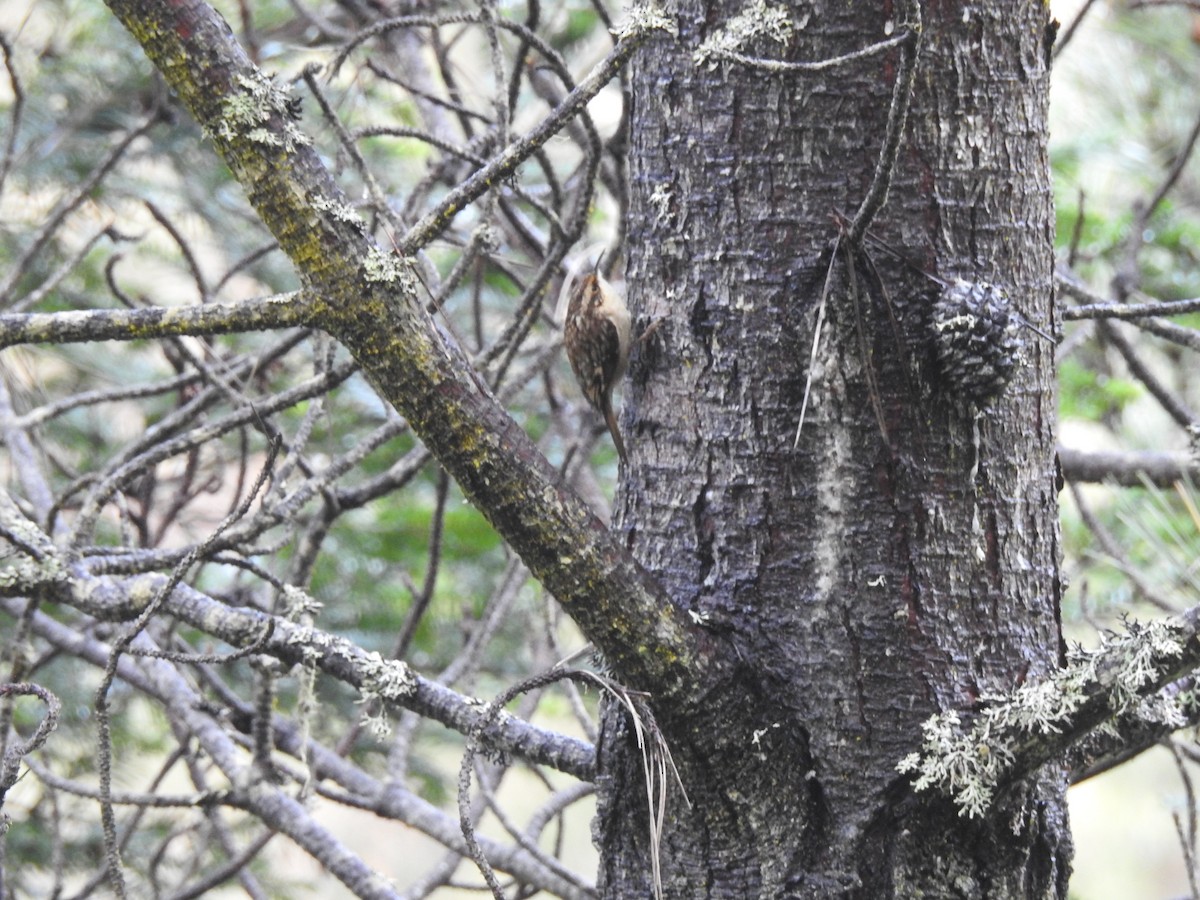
[694,0,794,68]
[362,247,417,288]
[312,196,366,232]
[284,623,330,664]
[0,551,65,592]
[0,499,65,593]
[612,2,677,41]
[356,651,416,736]
[218,72,310,152]
[279,583,323,620]
[897,618,1186,817]
[358,650,415,702]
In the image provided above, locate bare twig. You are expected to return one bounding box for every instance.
[0,112,162,307]
[398,25,657,255]
[1063,295,1200,322]
[1067,479,1177,612]
[0,33,24,196]
[847,0,922,246]
[1053,0,1103,59]
[1113,100,1200,299]
[1101,321,1197,429]
[0,682,61,803]
[459,667,682,900]
[1169,740,1200,900]
[92,440,280,896]
[712,30,913,74]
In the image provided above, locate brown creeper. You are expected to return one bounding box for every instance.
[564,271,632,462]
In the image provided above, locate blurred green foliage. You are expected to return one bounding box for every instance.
[1051,3,1200,653]
[1058,358,1141,421]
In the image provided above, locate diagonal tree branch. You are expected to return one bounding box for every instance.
[97,0,708,702]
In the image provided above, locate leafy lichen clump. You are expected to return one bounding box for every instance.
[313,196,366,232]
[218,72,310,152]
[612,3,678,41]
[694,0,794,68]
[358,650,416,702]
[362,248,417,288]
[356,652,416,736]
[897,618,1186,817]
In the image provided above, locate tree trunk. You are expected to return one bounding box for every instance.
[596,2,1069,896]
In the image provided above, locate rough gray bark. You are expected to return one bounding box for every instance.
[596,2,1068,896]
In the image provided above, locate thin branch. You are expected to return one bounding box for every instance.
[0,292,312,351]
[0,32,24,196]
[24,758,227,808]
[1063,295,1200,321]
[92,441,280,897]
[301,64,398,231]
[1101,320,1197,429]
[145,201,211,302]
[1169,740,1200,900]
[458,667,673,899]
[1067,479,1177,612]
[0,111,162,306]
[469,755,590,894]
[11,333,306,431]
[164,829,276,900]
[847,1,922,246]
[1060,446,1200,489]
[711,30,913,74]
[125,620,275,664]
[1137,317,1200,353]
[1053,0,1103,59]
[1113,99,1200,299]
[397,25,656,255]
[0,682,61,803]
[8,225,119,315]
[66,363,350,545]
